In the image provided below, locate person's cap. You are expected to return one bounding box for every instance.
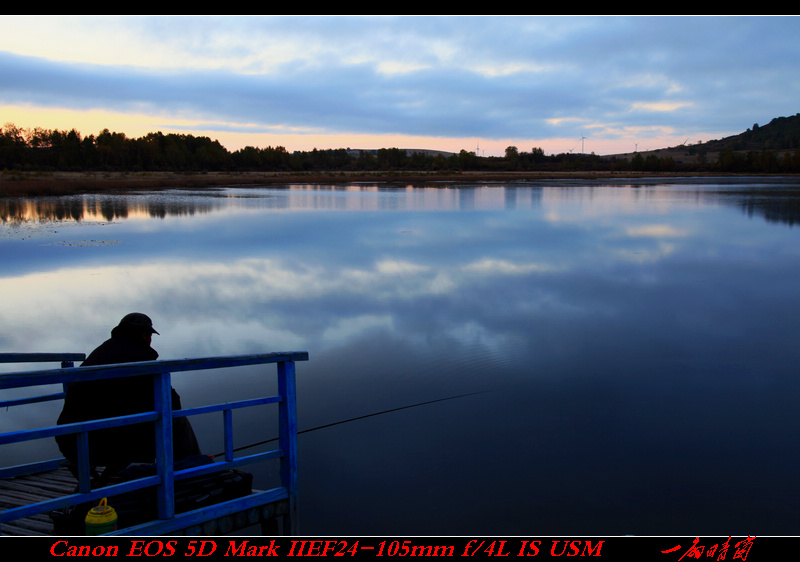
[118,313,160,335]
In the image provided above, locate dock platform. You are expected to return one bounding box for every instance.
[0,467,75,535]
[0,351,307,536]
[0,466,288,536]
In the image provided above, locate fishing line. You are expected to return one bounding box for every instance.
[211,390,491,459]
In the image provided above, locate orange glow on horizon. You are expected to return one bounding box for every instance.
[2,104,695,158]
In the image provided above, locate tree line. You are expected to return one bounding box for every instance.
[3,122,800,175]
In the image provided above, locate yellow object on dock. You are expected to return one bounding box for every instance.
[85,498,117,535]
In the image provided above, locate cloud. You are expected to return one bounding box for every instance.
[0,16,798,154]
[625,224,689,238]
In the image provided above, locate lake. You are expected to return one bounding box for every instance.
[2,177,800,536]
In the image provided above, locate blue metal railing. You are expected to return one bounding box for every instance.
[0,353,85,409]
[0,351,308,535]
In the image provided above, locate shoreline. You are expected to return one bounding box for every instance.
[0,169,790,197]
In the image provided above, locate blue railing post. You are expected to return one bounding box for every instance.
[223,409,235,462]
[74,432,93,493]
[277,360,298,535]
[153,371,175,520]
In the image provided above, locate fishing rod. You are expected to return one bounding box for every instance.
[211,390,491,459]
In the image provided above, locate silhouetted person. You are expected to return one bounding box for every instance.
[56,313,201,481]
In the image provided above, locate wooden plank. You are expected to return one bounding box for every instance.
[0,516,55,536]
[1,468,288,536]
[28,475,77,490]
[1,488,61,504]
[0,468,68,535]
[0,468,72,498]
[1,477,73,496]
[9,516,53,534]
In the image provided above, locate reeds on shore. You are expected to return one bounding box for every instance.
[0,171,286,197]
[1,169,701,198]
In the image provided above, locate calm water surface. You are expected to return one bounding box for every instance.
[2,177,800,535]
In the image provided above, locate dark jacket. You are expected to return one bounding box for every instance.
[56,325,180,468]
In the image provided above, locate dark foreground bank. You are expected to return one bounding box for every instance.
[0,170,744,197]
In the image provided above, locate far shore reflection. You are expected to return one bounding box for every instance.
[3,178,800,227]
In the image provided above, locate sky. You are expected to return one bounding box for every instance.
[1,15,798,157]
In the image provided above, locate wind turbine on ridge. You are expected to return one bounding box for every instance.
[580,131,587,154]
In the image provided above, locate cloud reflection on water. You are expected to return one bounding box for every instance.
[3,179,800,535]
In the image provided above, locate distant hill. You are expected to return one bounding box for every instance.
[702,113,800,152]
[350,114,800,165]
[612,112,800,164]
[345,148,455,158]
